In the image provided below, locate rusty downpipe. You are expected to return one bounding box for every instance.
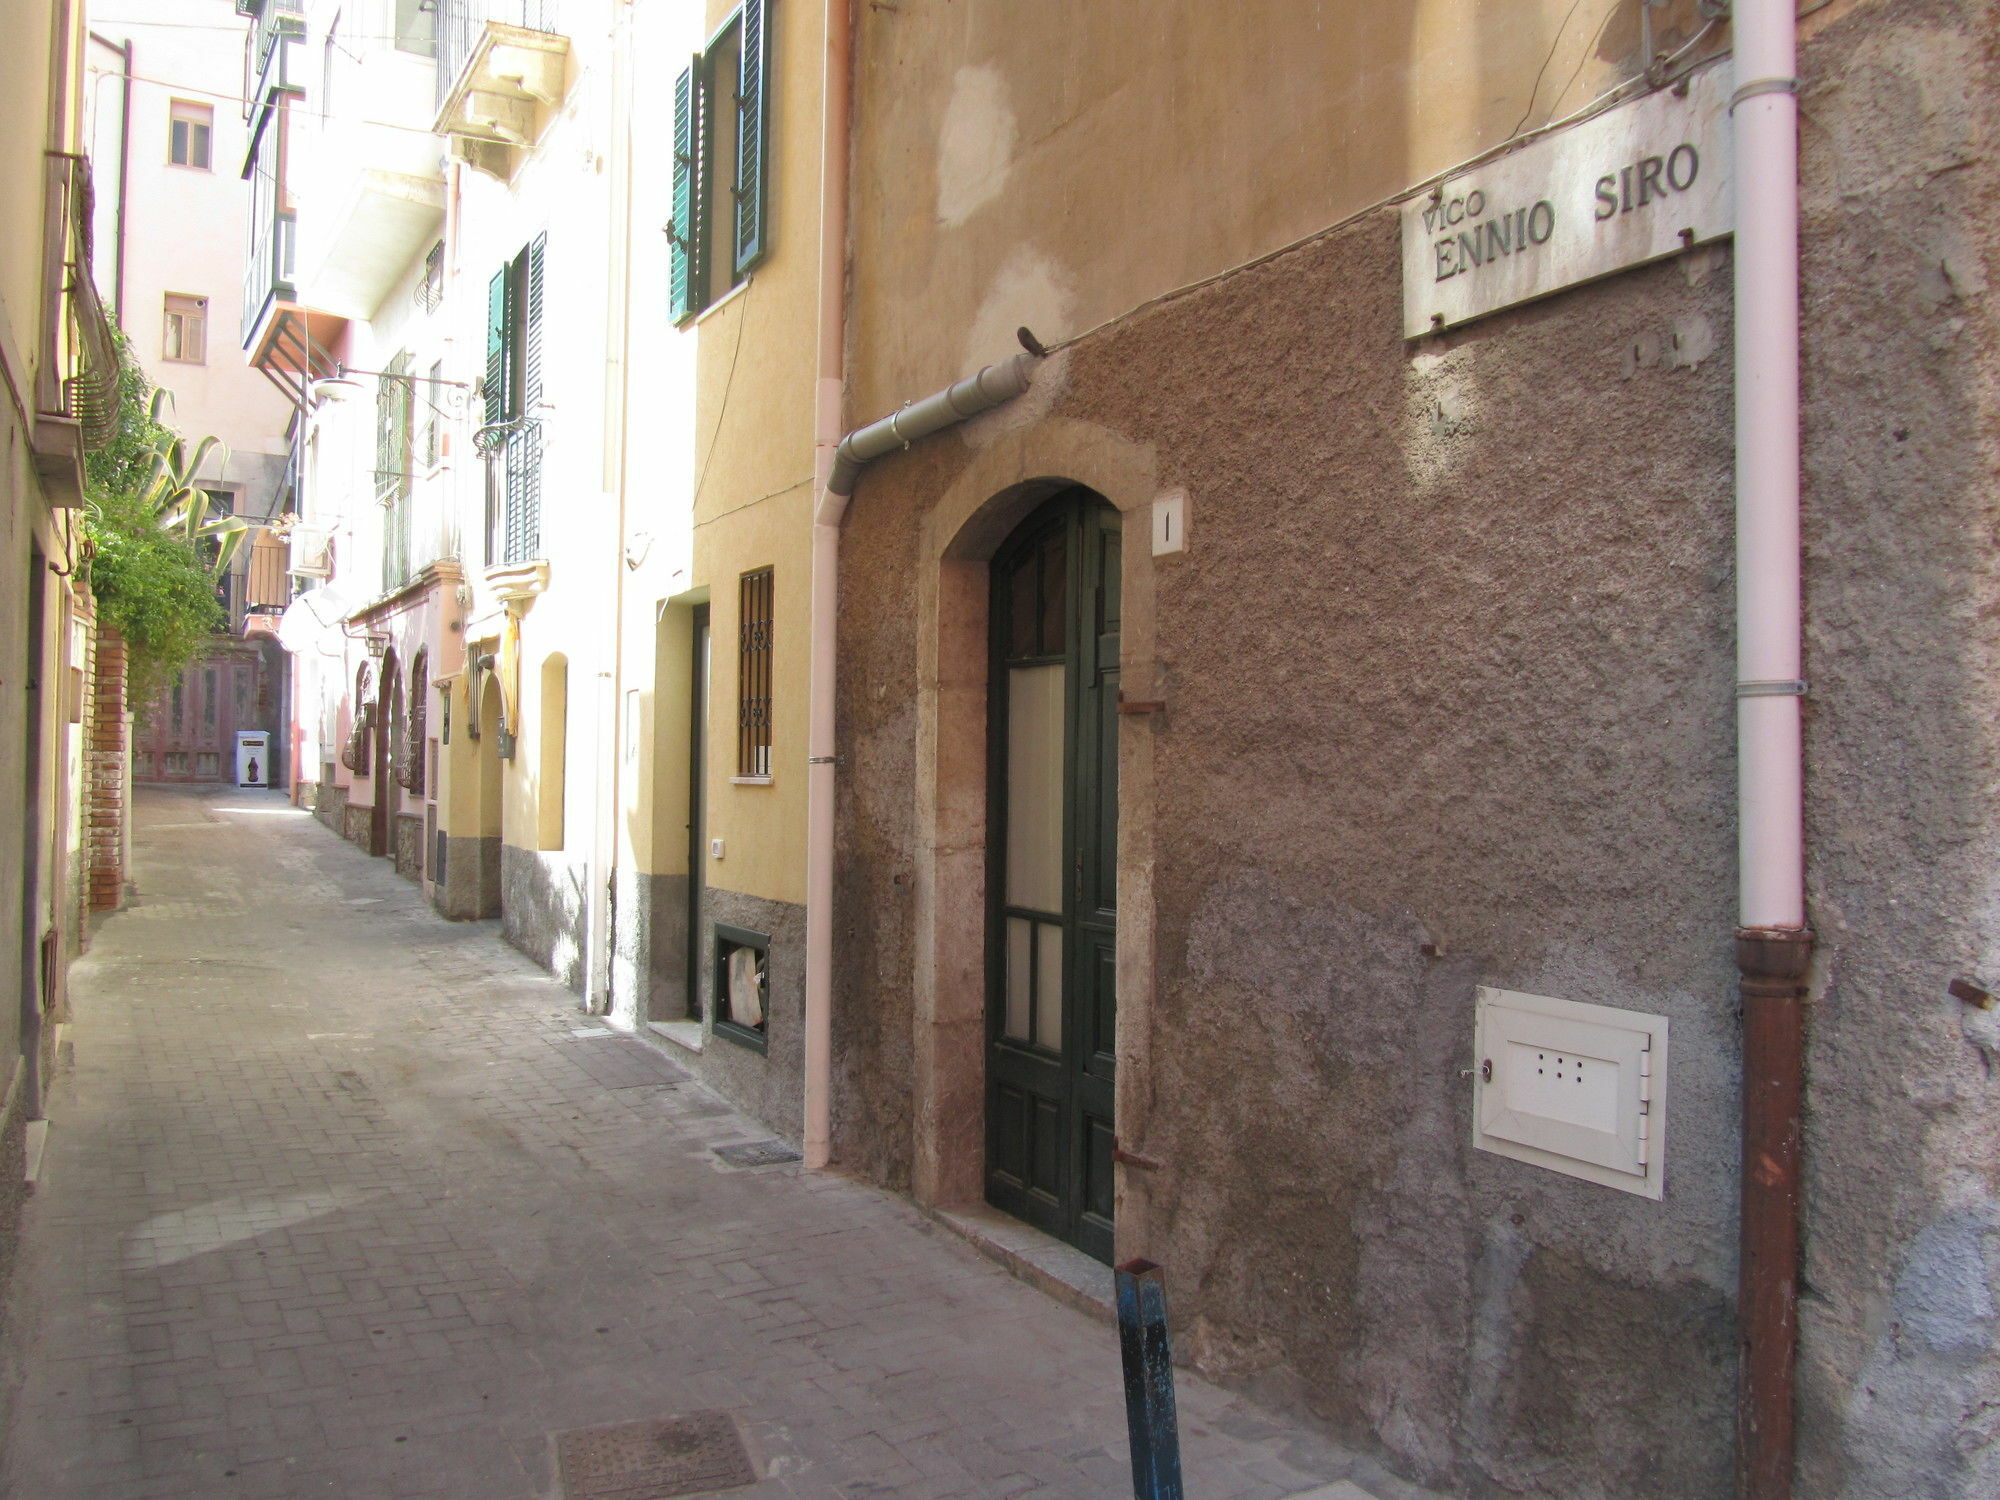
[1736,924,1812,1498]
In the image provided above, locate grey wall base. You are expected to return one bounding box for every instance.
[635,878,804,1144]
[501,844,588,994]
[437,835,501,921]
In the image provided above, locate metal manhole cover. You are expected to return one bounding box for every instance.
[556,1410,757,1499]
[712,1140,802,1168]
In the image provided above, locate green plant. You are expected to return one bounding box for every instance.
[84,335,252,705]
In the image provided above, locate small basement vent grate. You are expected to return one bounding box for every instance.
[712,1139,801,1168]
[556,1410,757,1499]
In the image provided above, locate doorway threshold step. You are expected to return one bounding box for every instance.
[646,1020,704,1054]
[929,1203,1114,1326]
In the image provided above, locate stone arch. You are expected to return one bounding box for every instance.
[895,417,1165,1258]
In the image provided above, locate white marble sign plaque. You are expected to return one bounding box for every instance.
[1401,62,1733,337]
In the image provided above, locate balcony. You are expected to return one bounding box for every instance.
[32,153,118,507]
[301,52,447,321]
[432,1,570,180]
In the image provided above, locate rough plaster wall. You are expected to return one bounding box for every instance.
[840,102,1746,1500]
[501,845,588,993]
[833,5,2000,1494]
[1793,3,2000,1495]
[831,498,927,1191]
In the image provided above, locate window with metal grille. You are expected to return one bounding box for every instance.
[737,567,773,778]
[668,0,771,324]
[169,100,212,169]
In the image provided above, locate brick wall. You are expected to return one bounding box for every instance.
[87,630,128,914]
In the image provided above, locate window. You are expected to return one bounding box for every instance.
[669,0,771,323]
[377,351,414,588]
[712,923,769,1052]
[163,294,207,363]
[169,100,212,169]
[483,236,546,565]
[737,567,773,777]
[416,240,444,313]
[394,0,436,57]
[421,359,444,467]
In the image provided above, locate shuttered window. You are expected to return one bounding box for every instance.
[482,234,547,565]
[377,351,414,589]
[737,567,773,778]
[669,0,771,325]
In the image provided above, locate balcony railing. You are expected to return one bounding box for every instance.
[435,0,561,110]
[37,153,117,463]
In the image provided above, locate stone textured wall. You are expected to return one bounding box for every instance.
[829,4,2000,1494]
[394,813,423,883]
[313,782,346,838]
[341,803,370,851]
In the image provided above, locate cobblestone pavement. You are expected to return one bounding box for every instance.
[1,787,1410,1500]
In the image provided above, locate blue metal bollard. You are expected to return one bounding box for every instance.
[1116,1258,1184,1500]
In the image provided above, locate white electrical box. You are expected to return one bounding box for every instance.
[1472,987,1668,1200]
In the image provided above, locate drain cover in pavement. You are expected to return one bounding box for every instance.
[556,1410,757,1498]
[712,1139,801,1168]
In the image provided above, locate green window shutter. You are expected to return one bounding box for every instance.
[374,371,396,503]
[733,0,770,276]
[669,62,698,321]
[484,265,509,427]
[522,233,547,413]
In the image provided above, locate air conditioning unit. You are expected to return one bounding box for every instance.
[289,525,333,578]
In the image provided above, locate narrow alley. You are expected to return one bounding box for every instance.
[0,788,1393,1500]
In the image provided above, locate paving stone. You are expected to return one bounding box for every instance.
[1,787,1397,1499]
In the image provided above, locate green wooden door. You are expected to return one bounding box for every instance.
[986,490,1120,1263]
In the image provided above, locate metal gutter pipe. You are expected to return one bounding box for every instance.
[801,0,854,1171]
[1730,1,1811,1494]
[823,353,1038,504]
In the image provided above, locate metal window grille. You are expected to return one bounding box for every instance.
[737,568,773,777]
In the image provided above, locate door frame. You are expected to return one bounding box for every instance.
[894,429,1162,1259]
[685,603,710,1020]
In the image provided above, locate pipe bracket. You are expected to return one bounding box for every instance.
[1730,75,1799,111]
[1736,678,1807,698]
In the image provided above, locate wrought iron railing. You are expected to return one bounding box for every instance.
[40,153,117,449]
[434,0,561,110]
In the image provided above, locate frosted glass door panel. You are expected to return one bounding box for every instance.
[1006,663,1067,912]
[1004,917,1033,1040]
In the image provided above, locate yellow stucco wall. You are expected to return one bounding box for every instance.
[846,0,1724,415]
[667,0,825,910]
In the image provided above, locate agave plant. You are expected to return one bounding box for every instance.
[131,387,253,574]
